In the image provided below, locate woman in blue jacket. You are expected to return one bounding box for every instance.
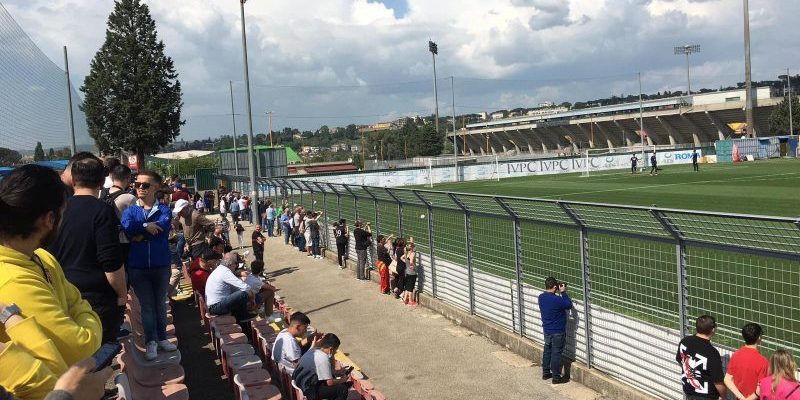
[121,170,177,361]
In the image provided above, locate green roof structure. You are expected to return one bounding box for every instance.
[218,145,301,164]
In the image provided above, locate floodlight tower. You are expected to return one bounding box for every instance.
[429,40,440,135]
[238,0,258,223]
[674,44,700,97]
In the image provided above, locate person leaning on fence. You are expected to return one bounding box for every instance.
[538,277,572,384]
[376,235,393,294]
[756,349,800,400]
[402,242,417,306]
[333,219,349,268]
[724,323,769,400]
[676,315,726,400]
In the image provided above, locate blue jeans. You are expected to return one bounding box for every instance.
[542,332,566,378]
[208,290,250,322]
[311,236,320,256]
[129,267,171,343]
[266,219,275,237]
[283,226,290,244]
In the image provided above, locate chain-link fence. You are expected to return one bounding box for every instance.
[258,177,800,400]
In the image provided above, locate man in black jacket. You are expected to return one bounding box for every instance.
[49,154,126,344]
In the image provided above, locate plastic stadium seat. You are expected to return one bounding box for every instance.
[242,382,282,400]
[226,354,263,379]
[351,376,374,397]
[346,389,363,400]
[233,369,272,400]
[369,390,386,400]
[290,380,307,400]
[278,364,295,400]
[221,344,255,377]
[120,350,185,387]
[115,373,133,400]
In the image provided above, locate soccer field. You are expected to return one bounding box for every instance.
[428,158,800,217]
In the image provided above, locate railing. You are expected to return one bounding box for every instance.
[258,177,800,400]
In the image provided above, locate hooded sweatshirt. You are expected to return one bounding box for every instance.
[0,245,101,398]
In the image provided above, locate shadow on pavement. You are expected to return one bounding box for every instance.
[172,297,234,400]
[265,266,299,279]
[305,299,351,315]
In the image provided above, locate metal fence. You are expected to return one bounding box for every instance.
[258,177,800,400]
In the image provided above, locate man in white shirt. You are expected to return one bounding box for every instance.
[272,312,317,374]
[205,252,255,322]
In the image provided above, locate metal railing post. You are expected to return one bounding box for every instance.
[558,202,593,369]
[362,187,381,238]
[653,210,689,337]
[383,188,403,236]
[449,193,475,315]
[496,197,524,335]
[414,190,437,298]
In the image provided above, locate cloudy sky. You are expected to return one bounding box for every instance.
[3,0,800,144]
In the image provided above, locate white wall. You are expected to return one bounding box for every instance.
[300,150,701,188]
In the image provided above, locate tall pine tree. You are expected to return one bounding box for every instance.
[81,0,183,161]
[33,142,45,161]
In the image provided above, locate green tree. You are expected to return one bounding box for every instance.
[33,142,45,161]
[0,148,22,166]
[47,148,55,160]
[81,0,183,162]
[768,95,800,135]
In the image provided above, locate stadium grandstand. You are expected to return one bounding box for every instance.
[457,87,779,155]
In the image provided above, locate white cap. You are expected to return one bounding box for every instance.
[173,199,190,216]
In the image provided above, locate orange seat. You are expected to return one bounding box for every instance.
[369,390,386,400]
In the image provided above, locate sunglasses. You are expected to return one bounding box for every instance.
[134,182,152,190]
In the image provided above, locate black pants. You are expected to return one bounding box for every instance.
[336,242,347,266]
[253,248,264,263]
[631,165,636,173]
[693,161,699,171]
[232,211,240,223]
[650,165,657,174]
[87,295,125,343]
[315,383,349,400]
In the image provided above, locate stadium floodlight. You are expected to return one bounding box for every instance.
[429,40,439,136]
[674,44,700,95]
[238,0,259,223]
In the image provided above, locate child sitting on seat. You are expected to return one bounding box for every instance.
[242,260,276,315]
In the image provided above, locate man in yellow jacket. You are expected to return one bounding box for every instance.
[0,164,102,399]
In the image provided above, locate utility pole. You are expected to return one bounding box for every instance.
[239,0,259,223]
[63,46,76,156]
[268,110,274,146]
[451,76,458,182]
[743,0,755,137]
[228,80,240,175]
[429,40,440,135]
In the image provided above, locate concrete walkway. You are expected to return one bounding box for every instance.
[247,227,602,400]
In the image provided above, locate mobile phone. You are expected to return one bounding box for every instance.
[92,343,122,372]
[344,365,354,375]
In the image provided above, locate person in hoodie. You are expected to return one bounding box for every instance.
[121,170,177,361]
[0,165,102,398]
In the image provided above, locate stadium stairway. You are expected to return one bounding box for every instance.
[115,291,188,399]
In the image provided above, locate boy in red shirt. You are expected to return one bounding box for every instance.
[725,323,769,400]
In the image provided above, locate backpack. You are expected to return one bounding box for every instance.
[101,188,127,208]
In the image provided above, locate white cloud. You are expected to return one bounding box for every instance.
[2,0,799,144]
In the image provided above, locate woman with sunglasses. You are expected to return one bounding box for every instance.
[121,170,177,361]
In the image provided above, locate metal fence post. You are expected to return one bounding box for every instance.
[653,210,689,337]
[384,188,403,236]
[559,202,593,369]
[362,187,381,237]
[496,198,524,335]
[449,193,475,315]
[414,190,437,298]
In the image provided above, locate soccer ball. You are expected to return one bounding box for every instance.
[420,214,426,219]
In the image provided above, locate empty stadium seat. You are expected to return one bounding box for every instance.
[241,382,282,400]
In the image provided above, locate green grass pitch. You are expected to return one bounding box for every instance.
[428,158,800,217]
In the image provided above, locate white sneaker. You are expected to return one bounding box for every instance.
[158,339,177,352]
[145,341,158,361]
